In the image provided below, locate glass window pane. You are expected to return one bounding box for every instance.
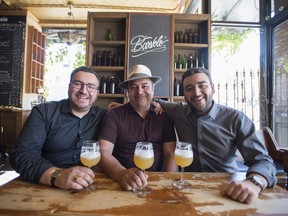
[211,0,259,22]
[211,27,260,127]
[273,19,288,148]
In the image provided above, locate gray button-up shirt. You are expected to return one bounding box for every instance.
[159,100,277,187]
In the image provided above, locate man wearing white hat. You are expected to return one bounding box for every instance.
[98,64,178,191]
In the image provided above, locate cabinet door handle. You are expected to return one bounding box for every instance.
[1,126,3,133]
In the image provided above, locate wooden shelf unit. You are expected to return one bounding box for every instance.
[172,14,211,100]
[87,13,128,108]
[26,26,46,93]
[86,13,210,106]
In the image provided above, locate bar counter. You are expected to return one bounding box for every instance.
[0,172,287,215]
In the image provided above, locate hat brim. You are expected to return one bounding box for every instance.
[118,76,162,90]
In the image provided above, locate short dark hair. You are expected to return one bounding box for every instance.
[181,67,212,85]
[70,66,100,83]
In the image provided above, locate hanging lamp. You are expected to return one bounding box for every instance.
[58,1,81,45]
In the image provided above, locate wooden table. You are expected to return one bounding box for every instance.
[0,172,287,215]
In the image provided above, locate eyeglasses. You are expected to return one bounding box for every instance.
[70,80,98,92]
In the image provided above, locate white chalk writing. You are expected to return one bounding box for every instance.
[130,35,169,57]
[0,17,8,22]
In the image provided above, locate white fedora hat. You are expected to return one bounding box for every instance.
[118,64,162,89]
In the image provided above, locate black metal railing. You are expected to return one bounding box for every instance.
[214,69,260,127]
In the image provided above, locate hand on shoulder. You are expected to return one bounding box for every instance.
[151,101,164,115]
[107,102,123,109]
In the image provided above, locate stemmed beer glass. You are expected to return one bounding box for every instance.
[80,140,101,190]
[172,141,193,190]
[133,142,154,195]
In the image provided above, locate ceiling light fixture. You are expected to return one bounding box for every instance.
[58,1,81,45]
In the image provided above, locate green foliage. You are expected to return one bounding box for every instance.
[43,40,86,98]
[212,28,255,60]
[46,46,69,65]
[73,41,86,68]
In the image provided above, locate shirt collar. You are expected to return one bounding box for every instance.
[60,99,72,113]
[188,100,217,120]
[60,99,96,116]
[127,102,155,115]
[208,101,217,120]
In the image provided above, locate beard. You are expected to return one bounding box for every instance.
[186,96,214,117]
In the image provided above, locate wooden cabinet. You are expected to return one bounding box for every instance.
[86,13,128,108]
[86,13,210,106]
[0,109,30,153]
[26,26,46,93]
[172,14,210,102]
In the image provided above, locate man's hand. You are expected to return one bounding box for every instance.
[220,180,262,204]
[108,102,123,109]
[117,168,148,191]
[151,101,164,114]
[53,166,95,190]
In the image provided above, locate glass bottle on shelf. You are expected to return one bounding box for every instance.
[107,51,113,66]
[177,54,182,69]
[194,52,199,68]
[183,54,188,69]
[113,54,117,66]
[184,30,189,43]
[118,55,122,66]
[174,55,177,69]
[193,28,198,43]
[108,76,115,94]
[198,29,203,44]
[188,28,193,43]
[102,50,107,66]
[188,54,193,69]
[174,31,179,43]
[199,52,205,68]
[174,78,180,96]
[106,29,113,41]
[100,77,107,94]
[179,30,184,43]
[96,51,102,66]
[92,53,97,66]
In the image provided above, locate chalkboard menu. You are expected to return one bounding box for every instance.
[129,14,171,97]
[0,23,25,107]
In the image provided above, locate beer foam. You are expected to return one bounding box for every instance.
[81,151,100,159]
[135,150,154,158]
[175,150,193,158]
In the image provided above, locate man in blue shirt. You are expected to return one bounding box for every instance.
[10,66,106,190]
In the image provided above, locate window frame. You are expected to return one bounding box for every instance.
[262,7,288,130]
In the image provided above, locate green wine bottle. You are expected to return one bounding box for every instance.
[107,29,113,41]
